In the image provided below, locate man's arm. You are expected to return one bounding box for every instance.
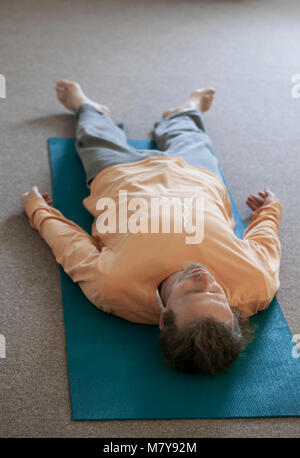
[22,187,104,307]
[243,188,282,308]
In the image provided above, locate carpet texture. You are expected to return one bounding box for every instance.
[1,0,300,437]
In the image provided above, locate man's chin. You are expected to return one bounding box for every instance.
[183,263,207,274]
[177,263,207,282]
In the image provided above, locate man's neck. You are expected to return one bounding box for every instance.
[158,271,180,305]
[158,281,163,294]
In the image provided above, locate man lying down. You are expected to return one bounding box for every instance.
[21,80,282,375]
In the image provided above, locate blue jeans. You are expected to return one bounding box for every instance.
[75,104,221,186]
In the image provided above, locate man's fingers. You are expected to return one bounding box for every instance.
[42,192,53,205]
[250,195,264,205]
[265,187,275,198]
[246,193,265,211]
[248,195,260,206]
[246,197,258,211]
[258,191,267,198]
[247,200,257,211]
[247,188,276,212]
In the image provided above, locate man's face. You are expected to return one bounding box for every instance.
[159,263,234,329]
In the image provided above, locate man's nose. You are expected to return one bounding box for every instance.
[202,273,210,291]
[194,272,210,290]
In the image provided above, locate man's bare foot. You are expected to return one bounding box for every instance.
[162,88,215,119]
[56,80,111,116]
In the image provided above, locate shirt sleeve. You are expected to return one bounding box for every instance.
[25,196,104,306]
[242,196,282,308]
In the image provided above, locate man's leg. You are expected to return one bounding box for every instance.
[56,80,151,186]
[153,89,222,180]
[75,104,143,186]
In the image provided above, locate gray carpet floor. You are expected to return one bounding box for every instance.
[0,0,300,438]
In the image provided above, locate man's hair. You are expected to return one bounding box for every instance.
[159,309,255,375]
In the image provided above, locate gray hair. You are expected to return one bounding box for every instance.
[159,308,255,375]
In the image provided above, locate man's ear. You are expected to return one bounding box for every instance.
[159,311,165,330]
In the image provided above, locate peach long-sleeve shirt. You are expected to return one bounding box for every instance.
[25,156,282,325]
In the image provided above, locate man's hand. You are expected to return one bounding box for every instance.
[246,187,275,211]
[21,186,53,210]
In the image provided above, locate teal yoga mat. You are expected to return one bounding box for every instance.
[48,137,300,420]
